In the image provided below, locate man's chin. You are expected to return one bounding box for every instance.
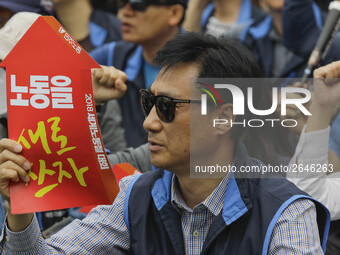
[150,156,166,170]
[150,160,161,169]
[121,34,141,44]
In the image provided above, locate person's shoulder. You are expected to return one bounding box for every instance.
[267,198,324,254]
[239,157,309,202]
[91,9,121,26]
[90,40,136,59]
[98,40,138,55]
[284,198,316,217]
[248,174,307,200]
[114,40,138,50]
[244,7,272,42]
[119,169,165,187]
[251,5,268,23]
[119,173,143,191]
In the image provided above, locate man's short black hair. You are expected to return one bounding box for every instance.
[154,32,264,142]
[154,32,263,79]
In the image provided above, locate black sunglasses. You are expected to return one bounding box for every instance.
[118,0,178,12]
[139,89,200,123]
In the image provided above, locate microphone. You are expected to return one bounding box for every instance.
[301,1,340,85]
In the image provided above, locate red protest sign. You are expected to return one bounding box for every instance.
[112,163,141,181]
[0,16,119,214]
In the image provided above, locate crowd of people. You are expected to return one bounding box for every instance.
[0,0,339,254]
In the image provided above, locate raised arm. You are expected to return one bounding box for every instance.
[287,61,340,220]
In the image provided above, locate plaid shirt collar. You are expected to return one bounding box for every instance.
[171,173,230,216]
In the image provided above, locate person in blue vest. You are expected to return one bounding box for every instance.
[90,0,187,150]
[181,0,321,79]
[282,0,339,63]
[0,32,330,254]
[54,0,122,52]
[242,0,324,78]
[183,0,267,39]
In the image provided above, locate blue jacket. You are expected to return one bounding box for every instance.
[91,42,147,148]
[200,0,307,78]
[123,143,330,255]
[242,14,314,78]
[282,0,340,61]
[89,9,122,48]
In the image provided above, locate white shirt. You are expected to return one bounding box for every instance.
[287,126,340,220]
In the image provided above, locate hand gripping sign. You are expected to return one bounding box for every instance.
[0,16,119,214]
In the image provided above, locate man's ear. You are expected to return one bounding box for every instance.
[213,103,236,135]
[167,4,184,27]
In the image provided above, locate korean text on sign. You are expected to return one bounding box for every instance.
[10,75,73,109]
[85,93,109,170]
[18,116,89,198]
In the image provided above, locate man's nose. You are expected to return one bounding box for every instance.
[143,106,162,133]
[121,3,135,16]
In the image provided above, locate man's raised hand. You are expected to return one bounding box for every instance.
[91,65,128,105]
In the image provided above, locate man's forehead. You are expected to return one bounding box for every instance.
[150,63,199,97]
[149,79,182,98]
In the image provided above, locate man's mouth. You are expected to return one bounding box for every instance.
[121,21,133,31]
[148,140,163,151]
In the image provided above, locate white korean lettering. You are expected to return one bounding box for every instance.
[51,93,74,109]
[10,75,29,106]
[30,94,50,109]
[30,75,49,94]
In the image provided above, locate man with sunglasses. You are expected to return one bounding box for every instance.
[90,0,187,152]
[0,33,330,254]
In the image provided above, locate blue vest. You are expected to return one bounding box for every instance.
[123,143,330,254]
[199,0,306,78]
[89,9,122,48]
[200,0,266,34]
[113,42,147,148]
[242,15,303,78]
[91,41,147,148]
[242,3,323,78]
